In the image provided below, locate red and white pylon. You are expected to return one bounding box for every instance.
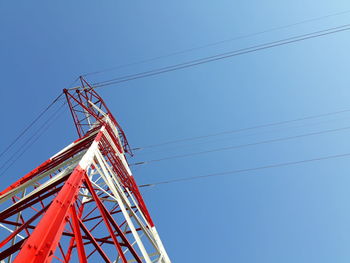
[0,77,171,263]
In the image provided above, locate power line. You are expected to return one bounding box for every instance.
[0,93,63,160]
[139,151,350,187]
[0,77,79,165]
[131,125,350,166]
[81,9,350,77]
[91,23,350,88]
[132,108,350,151]
[0,102,67,177]
[136,115,350,156]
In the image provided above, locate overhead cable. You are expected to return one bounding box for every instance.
[0,77,79,164]
[91,23,350,88]
[0,102,67,177]
[136,116,350,156]
[139,151,350,187]
[132,108,350,151]
[0,93,63,160]
[131,125,350,166]
[82,9,350,77]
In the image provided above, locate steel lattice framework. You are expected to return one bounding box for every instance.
[0,78,170,263]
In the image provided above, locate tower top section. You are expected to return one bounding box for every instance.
[63,76,132,155]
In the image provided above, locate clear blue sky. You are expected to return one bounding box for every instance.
[1,1,350,262]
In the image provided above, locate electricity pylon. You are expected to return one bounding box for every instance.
[0,77,170,263]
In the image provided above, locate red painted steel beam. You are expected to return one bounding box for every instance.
[83,173,142,263]
[0,132,94,197]
[82,174,129,263]
[13,166,86,263]
[0,177,66,221]
[0,204,49,249]
[78,219,112,263]
[98,135,154,227]
[0,238,27,261]
[70,205,87,263]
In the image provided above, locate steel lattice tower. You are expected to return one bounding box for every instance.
[0,78,171,263]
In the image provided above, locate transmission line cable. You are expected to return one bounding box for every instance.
[82,9,350,77]
[131,125,350,166]
[0,102,67,176]
[132,108,350,151]
[91,23,350,88]
[139,152,350,187]
[136,116,350,156]
[0,93,63,160]
[0,76,79,163]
